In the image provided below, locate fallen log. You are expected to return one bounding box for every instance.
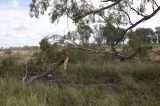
[24,56,68,85]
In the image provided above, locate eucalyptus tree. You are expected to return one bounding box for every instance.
[29,0,160,60]
[93,25,105,46]
[39,38,51,52]
[155,27,160,43]
[76,22,93,45]
[64,32,77,44]
[102,25,126,45]
[128,28,155,48]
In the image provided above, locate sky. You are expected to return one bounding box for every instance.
[0,0,160,48]
[0,0,76,48]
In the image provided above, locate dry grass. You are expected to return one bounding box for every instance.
[147,48,160,62]
[0,57,160,106]
[0,49,40,63]
[0,46,160,105]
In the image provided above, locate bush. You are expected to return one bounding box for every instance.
[132,65,160,81]
[0,57,21,78]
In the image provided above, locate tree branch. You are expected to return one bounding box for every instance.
[117,8,133,25]
[111,45,140,60]
[131,7,147,17]
[107,6,160,60]
[24,57,68,85]
[22,65,28,83]
[74,0,122,21]
[127,6,160,31]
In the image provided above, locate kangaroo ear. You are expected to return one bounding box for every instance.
[64,56,69,70]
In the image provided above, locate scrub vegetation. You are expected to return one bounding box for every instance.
[1,0,160,105]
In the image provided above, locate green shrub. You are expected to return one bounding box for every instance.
[0,57,21,78]
[132,66,160,81]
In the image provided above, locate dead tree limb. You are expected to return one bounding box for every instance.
[24,57,68,85]
[22,65,28,83]
[111,45,140,60]
[65,40,141,61]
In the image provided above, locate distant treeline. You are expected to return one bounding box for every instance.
[0,46,39,51]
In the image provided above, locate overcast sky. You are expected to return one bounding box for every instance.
[0,0,160,48]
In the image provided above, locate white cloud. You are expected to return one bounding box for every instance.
[0,6,76,48]
[11,0,19,8]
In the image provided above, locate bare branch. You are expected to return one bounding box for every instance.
[111,45,140,60]
[24,57,68,85]
[74,0,122,21]
[71,46,113,54]
[116,8,133,25]
[131,7,147,17]
[127,6,160,31]
[152,0,159,8]
[65,40,113,54]
[115,6,160,45]
[67,41,140,61]
[107,6,160,59]
[22,65,28,83]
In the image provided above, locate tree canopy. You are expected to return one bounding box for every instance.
[29,0,160,60]
[30,0,160,28]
